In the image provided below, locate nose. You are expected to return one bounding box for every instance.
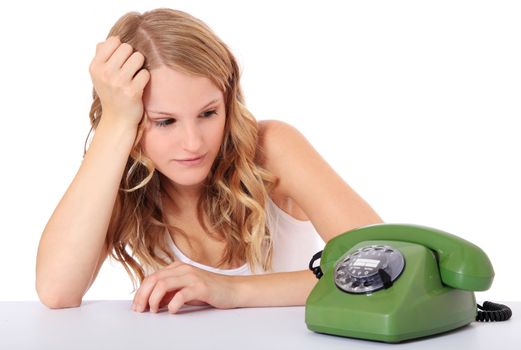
[180,122,203,153]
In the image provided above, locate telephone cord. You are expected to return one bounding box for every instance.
[476,301,512,322]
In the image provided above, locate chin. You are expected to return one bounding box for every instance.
[162,168,210,187]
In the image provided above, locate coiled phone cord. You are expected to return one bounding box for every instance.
[309,250,323,279]
[476,301,512,322]
[309,250,513,322]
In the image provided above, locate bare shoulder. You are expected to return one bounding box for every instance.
[256,119,383,242]
[256,119,305,197]
[257,119,310,220]
[257,119,290,154]
[257,119,304,170]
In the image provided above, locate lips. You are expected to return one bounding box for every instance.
[176,154,205,161]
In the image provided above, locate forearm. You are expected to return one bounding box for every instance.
[234,269,318,308]
[36,119,136,306]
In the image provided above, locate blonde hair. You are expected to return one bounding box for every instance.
[84,8,278,291]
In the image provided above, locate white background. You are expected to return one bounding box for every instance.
[0,0,519,303]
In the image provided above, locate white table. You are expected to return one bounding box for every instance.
[0,301,518,349]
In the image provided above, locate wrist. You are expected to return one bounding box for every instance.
[94,118,138,150]
[230,275,248,308]
[97,116,138,137]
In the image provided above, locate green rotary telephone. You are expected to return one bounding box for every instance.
[305,223,512,343]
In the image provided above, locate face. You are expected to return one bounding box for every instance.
[141,66,226,195]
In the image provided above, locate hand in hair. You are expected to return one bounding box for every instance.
[132,261,239,314]
[89,35,150,130]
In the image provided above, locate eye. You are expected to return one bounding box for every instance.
[201,109,218,118]
[155,119,175,128]
[153,109,218,128]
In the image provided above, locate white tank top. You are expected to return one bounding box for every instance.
[165,196,325,276]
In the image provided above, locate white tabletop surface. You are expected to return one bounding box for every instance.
[0,300,518,349]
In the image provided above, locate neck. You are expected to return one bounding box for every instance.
[160,177,204,214]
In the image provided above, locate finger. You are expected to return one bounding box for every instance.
[131,68,150,90]
[133,274,161,312]
[93,36,121,64]
[148,275,194,313]
[167,287,198,314]
[132,261,190,306]
[148,278,169,313]
[105,42,134,73]
[121,51,145,82]
[147,277,177,313]
[133,263,191,311]
[158,291,177,309]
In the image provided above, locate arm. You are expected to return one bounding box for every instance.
[258,119,383,242]
[36,119,136,308]
[132,263,319,313]
[234,270,317,307]
[231,120,383,307]
[38,35,151,309]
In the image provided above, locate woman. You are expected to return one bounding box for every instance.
[36,8,383,314]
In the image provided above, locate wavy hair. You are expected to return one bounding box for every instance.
[84,8,278,291]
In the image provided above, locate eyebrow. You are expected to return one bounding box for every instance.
[147,98,220,117]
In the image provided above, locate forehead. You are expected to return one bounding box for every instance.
[143,66,223,109]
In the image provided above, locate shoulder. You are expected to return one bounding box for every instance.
[256,119,383,242]
[257,119,309,163]
[257,119,294,149]
[256,119,310,198]
[256,120,311,219]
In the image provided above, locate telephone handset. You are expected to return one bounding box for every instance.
[305,223,512,343]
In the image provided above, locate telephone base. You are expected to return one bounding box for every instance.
[305,241,477,343]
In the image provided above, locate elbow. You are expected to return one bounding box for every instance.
[36,282,82,309]
[38,292,82,310]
